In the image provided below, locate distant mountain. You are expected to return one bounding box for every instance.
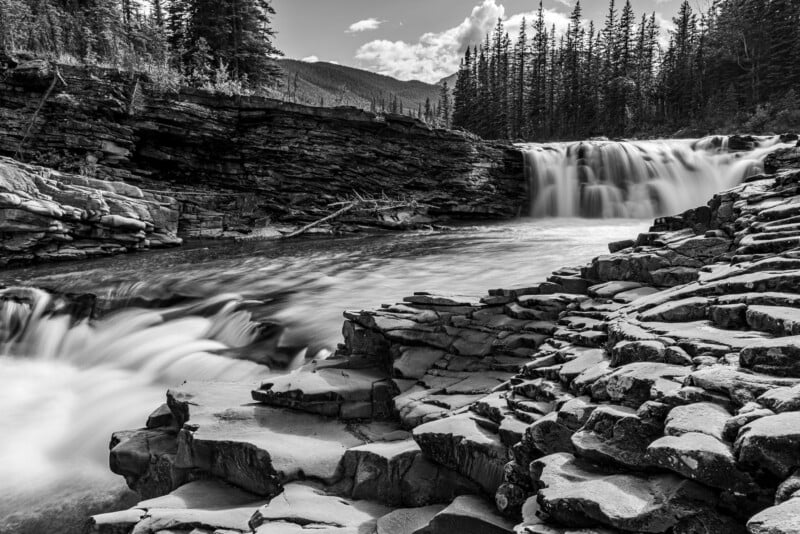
[273,59,444,113]
[437,73,458,87]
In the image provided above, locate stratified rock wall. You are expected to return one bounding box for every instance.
[0,60,525,238]
[0,157,179,264]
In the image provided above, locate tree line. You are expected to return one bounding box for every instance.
[0,0,282,88]
[449,0,800,140]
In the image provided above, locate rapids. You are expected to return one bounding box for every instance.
[0,219,646,517]
[521,135,793,218]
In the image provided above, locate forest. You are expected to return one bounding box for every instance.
[2,0,799,140]
[450,0,800,140]
[0,0,282,92]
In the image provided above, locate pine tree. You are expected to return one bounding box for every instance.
[439,81,452,128]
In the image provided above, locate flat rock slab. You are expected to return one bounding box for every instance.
[376,505,446,534]
[169,381,400,496]
[532,453,715,533]
[686,366,800,402]
[136,479,264,510]
[746,497,800,534]
[589,281,642,299]
[91,480,268,534]
[252,365,389,418]
[250,482,391,531]
[425,495,515,534]
[640,320,770,351]
[413,413,507,494]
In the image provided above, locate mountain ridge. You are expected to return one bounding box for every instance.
[274,59,452,113]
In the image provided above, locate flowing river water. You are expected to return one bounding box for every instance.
[0,135,792,531]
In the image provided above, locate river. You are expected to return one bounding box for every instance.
[0,134,789,532]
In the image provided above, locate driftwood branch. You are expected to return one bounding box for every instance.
[279,201,360,239]
[14,64,66,161]
[280,195,427,239]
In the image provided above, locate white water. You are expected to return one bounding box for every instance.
[521,135,792,218]
[0,288,275,519]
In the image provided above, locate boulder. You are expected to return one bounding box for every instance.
[609,340,667,367]
[663,402,730,441]
[740,337,800,377]
[590,363,689,408]
[532,453,716,532]
[571,405,662,470]
[735,412,800,478]
[646,432,757,492]
[758,385,800,413]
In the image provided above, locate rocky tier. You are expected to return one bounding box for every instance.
[0,60,524,240]
[93,153,800,533]
[0,156,179,264]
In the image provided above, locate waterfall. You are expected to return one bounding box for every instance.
[520,135,793,218]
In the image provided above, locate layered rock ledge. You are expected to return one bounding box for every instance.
[1,60,524,241]
[0,156,179,264]
[94,150,800,534]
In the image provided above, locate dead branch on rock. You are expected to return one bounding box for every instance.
[14,64,66,161]
[280,192,426,239]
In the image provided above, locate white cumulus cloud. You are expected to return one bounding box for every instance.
[354,0,571,83]
[301,55,320,63]
[654,12,676,49]
[347,18,385,33]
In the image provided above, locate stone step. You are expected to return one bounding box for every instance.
[745,305,800,336]
[412,413,508,495]
[165,381,406,497]
[531,453,717,532]
[251,365,394,420]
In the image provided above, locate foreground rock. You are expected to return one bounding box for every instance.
[100,151,800,532]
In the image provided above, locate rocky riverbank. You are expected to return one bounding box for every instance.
[84,148,800,534]
[0,59,524,242]
[0,156,180,265]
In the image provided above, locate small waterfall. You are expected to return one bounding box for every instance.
[521,135,793,218]
[0,287,280,496]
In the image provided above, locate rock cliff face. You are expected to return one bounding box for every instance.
[0,157,180,265]
[0,60,525,239]
[90,149,800,534]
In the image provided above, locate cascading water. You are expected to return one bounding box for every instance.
[0,287,278,528]
[521,135,793,218]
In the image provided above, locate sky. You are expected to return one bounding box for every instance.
[271,0,705,84]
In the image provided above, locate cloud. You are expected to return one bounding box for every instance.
[354,0,570,83]
[346,18,385,33]
[654,12,676,49]
[301,55,320,63]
